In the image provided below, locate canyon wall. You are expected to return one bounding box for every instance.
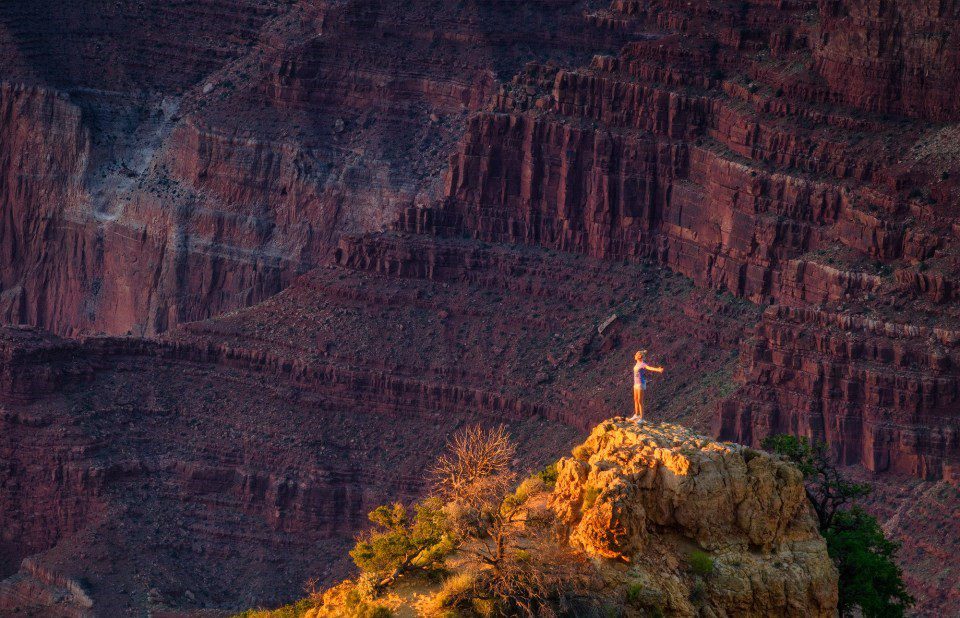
[0,0,630,336]
[718,305,959,481]
[2,0,957,451]
[814,0,960,122]
[399,0,960,480]
[2,0,957,477]
[2,0,960,614]
[0,235,753,614]
[0,325,579,615]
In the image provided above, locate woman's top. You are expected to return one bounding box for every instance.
[634,361,650,389]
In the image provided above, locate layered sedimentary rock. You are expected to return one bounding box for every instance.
[2,0,960,614]
[0,0,629,336]
[424,1,958,297]
[718,305,960,481]
[0,324,578,616]
[0,0,298,335]
[0,238,753,615]
[858,472,960,616]
[396,0,960,484]
[549,420,838,617]
[814,0,960,122]
[187,233,753,432]
[0,0,288,91]
[0,83,92,333]
[2,0,958,476]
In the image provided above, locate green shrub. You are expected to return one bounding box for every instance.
[349,497,452,588]
[688,551,714,576]
[336,583,394,618]
[514,477,542,503]
[537,462,559,488]
[421,573,475,616]
[572,445,591,460]
[471,598,496,617]
[354,597,391,616]
[626,582,665,615]
[763,434,913,616]
[441,572,475,598]
[582,486,600,509]
[826,508,914,617]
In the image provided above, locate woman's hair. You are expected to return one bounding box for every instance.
[635,349,647,361]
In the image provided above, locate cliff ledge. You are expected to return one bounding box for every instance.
[307,420,838,617]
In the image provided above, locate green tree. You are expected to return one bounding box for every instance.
[762,435,914,617]
[825,507,914,618]
[349,497,453,590]
[761,434,870,528]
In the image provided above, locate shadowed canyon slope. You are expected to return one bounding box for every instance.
[0,0,629,336]
[1,0,959,615]
[0,254,749,615]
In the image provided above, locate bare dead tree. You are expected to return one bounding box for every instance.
[432,424,516,506]
[432,425,518,565]
[431,425,597,616]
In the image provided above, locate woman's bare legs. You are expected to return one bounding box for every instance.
[630,386,644,421]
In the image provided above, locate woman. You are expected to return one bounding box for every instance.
[629,349,664,422]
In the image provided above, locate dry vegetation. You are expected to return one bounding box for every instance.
[275,425,603,617]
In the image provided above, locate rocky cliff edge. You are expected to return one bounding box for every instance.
[306,420,838,618]
[549,420,838,617]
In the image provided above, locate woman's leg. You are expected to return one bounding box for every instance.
[633,386,641,417]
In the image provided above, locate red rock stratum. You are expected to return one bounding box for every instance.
[1,0,959,615]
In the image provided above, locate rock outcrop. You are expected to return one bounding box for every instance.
[549,420,838,617]
[297,420,838,618]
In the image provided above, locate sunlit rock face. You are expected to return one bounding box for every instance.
[304,419,839,618]
[550,420,838,617]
